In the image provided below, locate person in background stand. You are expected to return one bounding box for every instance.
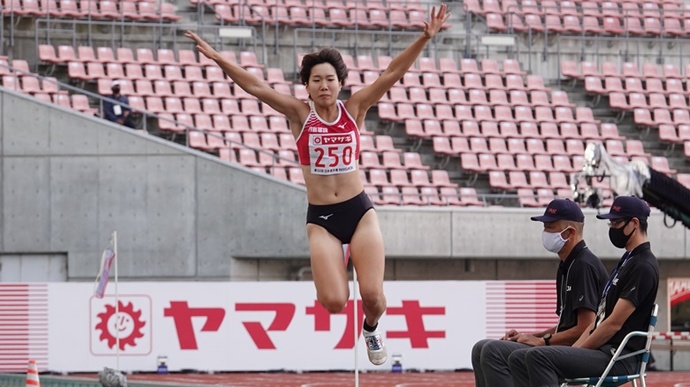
[103,80,135,129]
[472,199,608,387]
[509,195,659,387]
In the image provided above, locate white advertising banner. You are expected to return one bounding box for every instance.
[0,281,558,373]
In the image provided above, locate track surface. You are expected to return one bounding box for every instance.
[71,371,690,386]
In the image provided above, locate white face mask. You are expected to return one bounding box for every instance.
[541,228,570,254]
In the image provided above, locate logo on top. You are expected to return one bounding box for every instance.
[548,208,558,214]
[90,295,152,356]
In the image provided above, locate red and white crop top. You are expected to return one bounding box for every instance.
[295,100,361,175]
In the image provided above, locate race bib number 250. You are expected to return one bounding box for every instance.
[309,133,357,175]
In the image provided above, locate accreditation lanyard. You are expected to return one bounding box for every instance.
[555,260,575,334]
[593,251,632,330]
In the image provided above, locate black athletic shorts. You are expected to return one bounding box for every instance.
[306,190,374,244]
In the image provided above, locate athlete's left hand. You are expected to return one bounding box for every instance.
[423,3,450,39]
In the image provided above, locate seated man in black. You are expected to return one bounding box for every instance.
[509,195,659,387]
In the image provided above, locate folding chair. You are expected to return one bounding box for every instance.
[562,303,658,387]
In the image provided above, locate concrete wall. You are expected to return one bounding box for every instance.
[0,89,309,280]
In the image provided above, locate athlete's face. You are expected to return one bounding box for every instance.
[306,63,342,105]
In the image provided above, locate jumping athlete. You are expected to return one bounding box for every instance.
[186,4,450,365]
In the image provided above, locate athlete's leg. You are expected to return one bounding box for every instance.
[349,210,386,327]
[307,223,350,313]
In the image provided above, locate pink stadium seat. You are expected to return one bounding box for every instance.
[658,124,680,143]
[460,153,482,172]
[400,152,427,170]
[505,75,526,91]
[546,139,567,155]
[67,62,89,81]
[663,64,682,79]
[442,120,462,136]
[503,59,526,75]
[669,94,687,110]
[497,153,518,170]
[410,170,433,187]
[450,137,471,154]
[439,57,460,74]
[517,188,540,207]
[420,187,444,206]
[678,125,690,141]
[447,89,468,105]
[433,137,453,155]
[379,152,403,170]
[584,77,605,94]
[460,58,480,74]
[469,137,489,153]
[652,108,674,126]
[463,73,484,89]
[456,187,483,207]
[183,98,203,115]
[508,171,530,190]
[489,170,511,190]
[514,106,535,123]
[478,153,499,171]
[444,74,464,89]
[665,79,686,95]
[535,154,556,171]
[599,123,624,140]
[515,154,536,171]
[605,139,627,156]
[405,119,426,139]
[650,156,677,175]
[485,74,507,91]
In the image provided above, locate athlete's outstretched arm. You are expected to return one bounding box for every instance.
[347,4,450,117]
[185,31,307,124]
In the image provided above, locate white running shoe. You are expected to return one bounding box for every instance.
[363,326,388,366]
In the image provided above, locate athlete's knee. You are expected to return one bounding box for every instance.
[359,286,385,306]
[318,293,348,313]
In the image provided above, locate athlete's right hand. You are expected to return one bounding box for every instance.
[185,31,219,61]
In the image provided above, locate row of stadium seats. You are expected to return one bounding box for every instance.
[471,0,690,36]
[373,87,576,108]
[39,45,262,68]
[562,60,690,80]
[467,0,686,18]
[2,0,179,21]
[585,77,690,96]
[380,102,599,124]
[422,120,623,140]
[564,62,690,178]
[485,12,689,35]
[211,2,431,29]
[210,0,428,11]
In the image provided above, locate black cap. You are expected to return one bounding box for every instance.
[596,195,650,221]
[531,199,585,223]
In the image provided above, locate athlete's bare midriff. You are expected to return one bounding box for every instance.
[302,166,364,205]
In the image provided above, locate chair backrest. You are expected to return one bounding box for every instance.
[562,303,658,387]
[636,303,659,378]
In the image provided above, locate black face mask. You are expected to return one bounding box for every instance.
[609,219,635,248]
[112,87,120,94]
